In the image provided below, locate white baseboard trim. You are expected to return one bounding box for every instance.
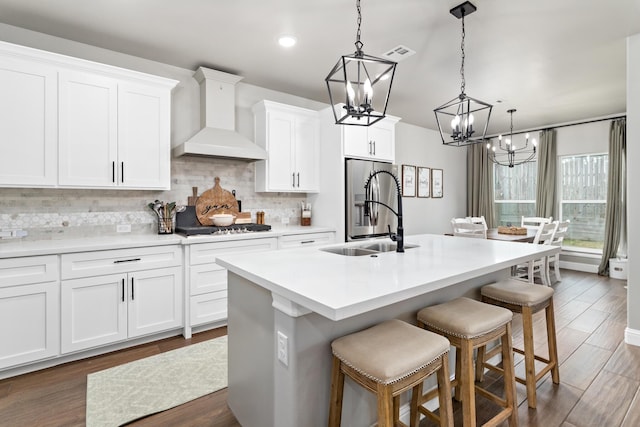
[625,328,640,347]
[560,260,598,273]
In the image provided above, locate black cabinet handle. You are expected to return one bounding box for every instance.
[121,278,125,302]
[296,172,300,187]
[300,240,315,244]
[292,172,295,187]
[113,258,141,264]
[121,161,124,183]
[131,277,135,300]
[112,161,115,183]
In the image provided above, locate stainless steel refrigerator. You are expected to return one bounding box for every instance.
[345,158,398,241]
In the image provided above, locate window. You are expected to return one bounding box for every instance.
[559,153,608,251]
[493,161,537,226]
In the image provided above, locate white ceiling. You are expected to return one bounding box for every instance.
[0,0,639,134]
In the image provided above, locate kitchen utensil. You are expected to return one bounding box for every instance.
[195,177,239,225]
[209,213,236,226]
[188,187,198,206]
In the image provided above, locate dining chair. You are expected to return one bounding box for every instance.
[470,216,488,231]
[521,216,552,230]
[514,221,558,285]
[452,222,487,239]
[547,220,570,283]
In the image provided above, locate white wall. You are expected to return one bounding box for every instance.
[626,33,640,340]
[395,123,467,235]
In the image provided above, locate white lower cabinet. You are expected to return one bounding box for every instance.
[0,256,60,370]
[61,246,183,354]
[187,238,278,328]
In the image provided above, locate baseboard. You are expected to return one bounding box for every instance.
[625,328,640,347]
[559,260,598,273]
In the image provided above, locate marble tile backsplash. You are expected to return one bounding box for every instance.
[0,156,308,240]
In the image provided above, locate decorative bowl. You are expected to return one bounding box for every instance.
[209,213,235,226]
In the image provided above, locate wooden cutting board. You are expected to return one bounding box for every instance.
[195,177,239,225]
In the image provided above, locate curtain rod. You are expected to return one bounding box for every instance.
[486,114,627,138]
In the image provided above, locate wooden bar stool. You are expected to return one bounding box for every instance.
[479,279,559,409]
[417,297,518,427]
[328,319,454,427]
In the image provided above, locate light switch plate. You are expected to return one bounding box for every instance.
[117,224,131,233]
[277,331,288,366]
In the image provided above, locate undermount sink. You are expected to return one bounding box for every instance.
[320,242,420,256]
[320,247,379,256]
[358,242,419,253]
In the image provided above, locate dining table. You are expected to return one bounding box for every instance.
[486,227,538,243]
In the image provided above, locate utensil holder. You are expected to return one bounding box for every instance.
[157,213,175,234]
[301,209,311,226]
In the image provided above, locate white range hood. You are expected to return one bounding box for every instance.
[173,67,267,161]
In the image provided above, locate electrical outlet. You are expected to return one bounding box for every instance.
[116,224,131,233]
[281,217,290,225]
[277,331,288,366]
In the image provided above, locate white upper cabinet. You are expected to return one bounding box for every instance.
[58,70,118,187]
[253,100,320,193]
[343,117,398,162]
[0,40,177,190]
[0,55,58,187]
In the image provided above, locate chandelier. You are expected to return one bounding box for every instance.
[325,0,397,126]
[487,109,537,168]
[434,1,492,146]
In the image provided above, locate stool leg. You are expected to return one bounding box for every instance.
[475,345,486,382]
[546,299,560,384]
[328,356,344,427]
[410,382,423,427]
[454,347,462,402]
[460,340,476,427]
[522,306,537,409]
[376,383,394,427]
[437,353,454,427]
[502,322,519,427]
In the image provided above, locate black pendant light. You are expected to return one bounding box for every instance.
[325,0,397,126]
[434,1,492,146]
[487,109,537,168]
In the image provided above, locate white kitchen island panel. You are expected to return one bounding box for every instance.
[217,234,559,427]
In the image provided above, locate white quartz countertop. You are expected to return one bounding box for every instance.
[0,226,335,258]
[216,234,560,321]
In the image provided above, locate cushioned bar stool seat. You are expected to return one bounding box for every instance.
[417,297,518,427]
[480,279,559,409]
[328,319,454,427]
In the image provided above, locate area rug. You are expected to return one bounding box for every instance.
[86,336,227,427]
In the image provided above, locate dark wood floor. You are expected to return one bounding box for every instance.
[0,270,636,427]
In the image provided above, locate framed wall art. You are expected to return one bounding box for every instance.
[431,168,443,198]
[401,165,416,197]
[417,167,431,198]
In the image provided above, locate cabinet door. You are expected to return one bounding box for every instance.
[128,267,183,338]
[0,282,60,369]
[266,111,296,191]
[294,113,320,192]
[343,125,371,159]
[61,274,127,353]
[118,83,171,189]
[0,57,58,187]
[58,70,118,187]
[368,124,394,162]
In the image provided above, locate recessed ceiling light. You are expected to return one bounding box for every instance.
[278,36,297,48]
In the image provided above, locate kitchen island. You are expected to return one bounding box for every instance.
[216,234,559,427]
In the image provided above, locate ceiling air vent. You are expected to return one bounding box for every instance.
[381,45,416,62]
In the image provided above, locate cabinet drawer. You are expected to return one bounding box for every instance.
[189,237,277,265]
[190,264,227,296]
[61,245,181,279]
[190,291,227,326]
[0,256,58,288]
[278,232,336,249]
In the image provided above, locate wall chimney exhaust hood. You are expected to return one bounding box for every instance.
[172,67,267,161]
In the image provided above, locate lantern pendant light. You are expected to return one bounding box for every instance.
[325,0,397,126]
[434,1,492,146]
[487,109,537,168]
